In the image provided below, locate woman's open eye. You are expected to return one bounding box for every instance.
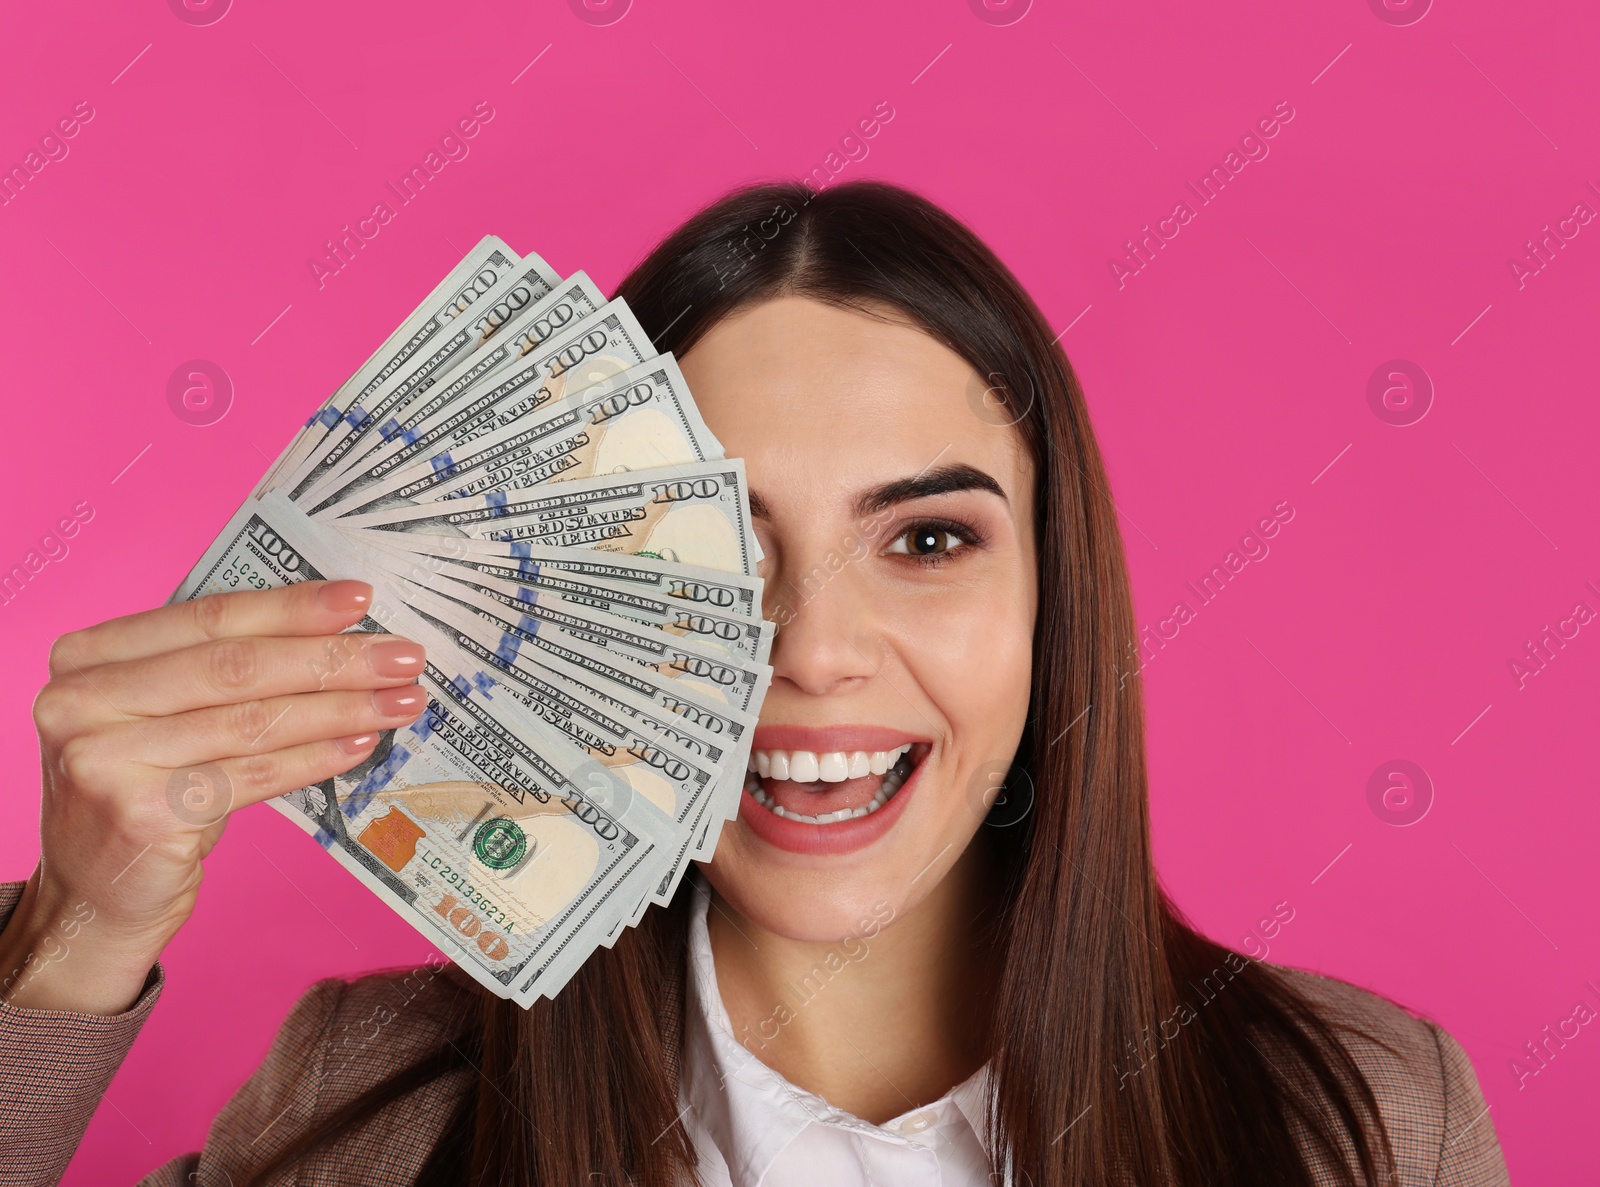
[883,519,981,565]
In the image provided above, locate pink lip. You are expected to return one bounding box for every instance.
[736,744,929,856]
[751,724,928,753]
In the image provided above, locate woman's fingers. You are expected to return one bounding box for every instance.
[13,584,426,1015]
[196,733,399,816]
[47,581,375,675]
[109,685,429,770]
[43,629,427,723]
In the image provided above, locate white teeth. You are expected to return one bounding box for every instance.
[744,748,916,824]
[818,752,849,782]
[750,744,914,784]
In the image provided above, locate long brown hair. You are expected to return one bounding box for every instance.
[247,180,1397,1186]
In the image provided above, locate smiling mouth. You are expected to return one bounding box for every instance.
[743,744,928,824]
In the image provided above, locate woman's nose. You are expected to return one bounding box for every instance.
[764,556,882,697]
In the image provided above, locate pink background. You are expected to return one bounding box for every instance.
[2,0,1594,1181]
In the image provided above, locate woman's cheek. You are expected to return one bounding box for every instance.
[888,578,1035,741]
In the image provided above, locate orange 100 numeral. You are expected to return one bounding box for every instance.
[433,894,511,961]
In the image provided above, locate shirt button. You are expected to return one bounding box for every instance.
[900,1109,935,1134]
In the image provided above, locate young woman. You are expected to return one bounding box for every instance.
[0,181,1508,1186]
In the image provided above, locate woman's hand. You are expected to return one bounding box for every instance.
[0,580,427,1015]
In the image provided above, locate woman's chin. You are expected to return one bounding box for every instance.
[699,868,906,946]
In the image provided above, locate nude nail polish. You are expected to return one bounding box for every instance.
[318,580,373,614]
[372,685,425,716]
[369,639,425,678]
[336,732,378,754]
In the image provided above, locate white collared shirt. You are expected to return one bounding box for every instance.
[678,878,998,1186]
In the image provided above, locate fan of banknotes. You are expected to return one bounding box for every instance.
[171,236,771,1006]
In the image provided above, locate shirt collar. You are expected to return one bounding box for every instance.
[947,1060,996,1151]
[679,872,998,1182]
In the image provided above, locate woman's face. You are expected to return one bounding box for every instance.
[680,296,1038,941]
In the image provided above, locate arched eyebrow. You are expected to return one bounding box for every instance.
[853,462,1007,518]
[747,463,1007,521]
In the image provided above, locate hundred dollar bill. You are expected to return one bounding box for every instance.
[361,538,764,737]
[279,255,564,502]
[319,356,723,521]
[362,532,765,621]
[395,578,755,872]
[387,575,751,943]
[395,553,762,732]
[396,560,771,702]
[338,460,763,575]
[439,297,658,421]
[171,494,676,1003]
[379,558,765,854]
[306,299,657,516]
[337,526,761,852]
[364,528,763,868]
[399,583,728,906]
[299,273,608,512]
[377,546,771,662]
[260,237,528,498]
[328,524,745,781]
[395,555,770,721]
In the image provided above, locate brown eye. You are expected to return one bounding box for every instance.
[888,525,959,557]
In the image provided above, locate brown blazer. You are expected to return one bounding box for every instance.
[0,880,1511,1186]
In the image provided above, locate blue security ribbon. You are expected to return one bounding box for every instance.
[510,541,538,578]
[409,704,444,742]
[344,746,413,818]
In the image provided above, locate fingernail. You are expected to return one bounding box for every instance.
[372,685,425,717]
[318,580,372,614]
[369,639,425,678]
[336,732,378,754]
